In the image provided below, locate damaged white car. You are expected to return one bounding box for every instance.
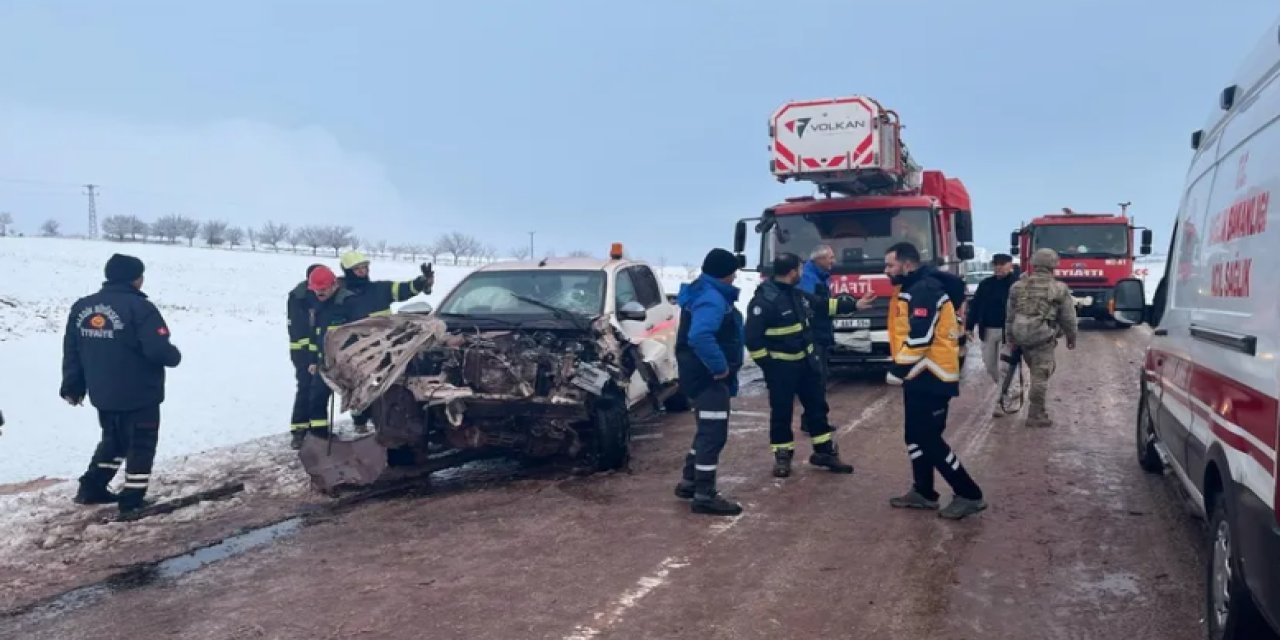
[300,253,688,493]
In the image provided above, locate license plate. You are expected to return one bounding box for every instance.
[834,318,871,329]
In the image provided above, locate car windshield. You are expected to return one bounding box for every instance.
[438,270,606,317]
[1032,223,1128,258]
[766,207,935,273]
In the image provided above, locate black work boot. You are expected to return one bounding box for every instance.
[74,482,118,506]
[674,480,696,500]
[290,430,306,450]
[691,491,743,516]
[809,446,854,474]
[772,449,794,478]
[117,494,154,519]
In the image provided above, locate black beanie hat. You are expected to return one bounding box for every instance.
[104,254,145,284]
[701,248,739,279]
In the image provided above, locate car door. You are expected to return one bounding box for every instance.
[1154,139,1220,474]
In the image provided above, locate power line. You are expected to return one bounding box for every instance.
[84,184,99,239]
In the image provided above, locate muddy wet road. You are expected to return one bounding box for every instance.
[2,326,1214,640]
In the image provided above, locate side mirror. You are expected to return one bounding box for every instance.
[1140,229,1153,255]
[736,253,747,269]
[954,210,974,243]
[733,220,747,254]
[618,300,647,322]
[1112,278,1146,326]
[956,244,975,261]
[396,300,435,315]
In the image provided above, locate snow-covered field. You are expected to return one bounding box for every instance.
[0,237,731,486]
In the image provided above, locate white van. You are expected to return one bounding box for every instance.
[1115,15,1280,640]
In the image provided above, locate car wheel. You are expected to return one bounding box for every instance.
[1136,395,1164,474]
[662,387,692,413]
[591,397,631,471]
[1206,492,1274,640]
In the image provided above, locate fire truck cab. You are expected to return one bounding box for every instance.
[733,96,976,371]
[1010,208,1153,326]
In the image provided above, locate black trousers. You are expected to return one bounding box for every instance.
[902,386,982,501]
[764,362,834,453]
[815,344,832,383]
[681,381,731,497]
[79,405,160,506]
[307,370,333,430]
[290,353,312,432]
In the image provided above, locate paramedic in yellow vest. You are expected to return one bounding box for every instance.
[883,241,987,520]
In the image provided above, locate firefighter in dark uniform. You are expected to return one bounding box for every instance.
[883,242,986,520]
[673,248,745,516]
[745,253,855,478]
[338,251,434,430]
[287,264,324,449]
[798,244,874,378]
[61,254,182,516]
[302,265,354,440]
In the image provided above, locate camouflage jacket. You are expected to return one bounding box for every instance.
[1004,269,1078,348]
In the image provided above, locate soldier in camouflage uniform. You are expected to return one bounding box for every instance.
[1005,248,1078,427]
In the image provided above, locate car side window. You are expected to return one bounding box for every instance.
[615,269,639,309]
[630,267,663,309]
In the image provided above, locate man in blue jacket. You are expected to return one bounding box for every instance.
[61,254,182,516]
[798,245,871,378]
[673,248,745,516]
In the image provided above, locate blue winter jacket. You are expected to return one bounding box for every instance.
[675,274,744,397]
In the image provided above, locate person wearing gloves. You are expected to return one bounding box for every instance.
[796,245,874,379]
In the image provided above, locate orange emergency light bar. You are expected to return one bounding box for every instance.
[610,243,624,259]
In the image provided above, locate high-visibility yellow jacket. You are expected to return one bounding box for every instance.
[887,266,962,396]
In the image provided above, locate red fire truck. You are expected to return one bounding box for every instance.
[733,95,976,370]
[1009,207,1153,326]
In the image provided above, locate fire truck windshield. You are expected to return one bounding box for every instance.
[1032,224,1128,258]
[767,207,934,273]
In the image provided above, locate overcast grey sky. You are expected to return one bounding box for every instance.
[0,0,1275,262]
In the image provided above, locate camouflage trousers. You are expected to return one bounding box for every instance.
[1021,342,1057,426]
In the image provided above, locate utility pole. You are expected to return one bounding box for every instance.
[84,184,99,239]
[528,231,536,258]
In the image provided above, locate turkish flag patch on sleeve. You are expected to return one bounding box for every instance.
[157,326,169,336]
[912,307,929,318]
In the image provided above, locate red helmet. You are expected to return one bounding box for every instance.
[308,265,337,292]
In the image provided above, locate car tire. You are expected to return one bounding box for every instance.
[1136,395,1164,474]
[1206,492,1275,640]
[662,389,692,413]
[591,397,631,472]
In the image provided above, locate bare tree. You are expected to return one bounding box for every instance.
[226,226,245,248]
[126,216,149,242]
[373,239,388,257]
[438,232,480,265]
[567,249,593,258]
[0,212,13,237]
[401,244,425,262]
[152,215,183,243]
[177,216,201,247]
[425,238,446,263]
[40,219,61,237]
[102,215,131,242]
[201,220,230,247]
[510,246,531,260]
[296,226,325,256]
[317,225,355,256]
[480,243,498,263]
[259,221,290,251]
[246,227,258,250]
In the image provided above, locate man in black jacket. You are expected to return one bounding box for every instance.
[338,251,434,430]
[287,264,324,449]
[964,254,1019,415]
[61,254,182,515]
[745,253,855,479]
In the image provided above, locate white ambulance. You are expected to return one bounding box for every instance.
[1116,15,1280,640]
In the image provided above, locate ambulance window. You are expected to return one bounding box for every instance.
[615,270,640,308]
[630,267,664,308]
